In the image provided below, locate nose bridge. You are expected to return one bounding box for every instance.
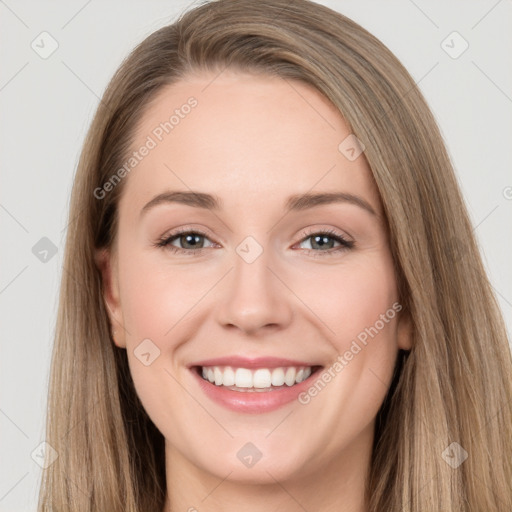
[216,234,292,334]
[233,234,272,296]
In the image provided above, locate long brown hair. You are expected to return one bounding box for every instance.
[38,1,512,510]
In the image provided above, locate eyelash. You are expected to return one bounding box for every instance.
[153,227,355,258]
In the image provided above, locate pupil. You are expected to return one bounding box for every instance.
[312,235,332,250]
[183,234,202,249]
[178,234,335,250]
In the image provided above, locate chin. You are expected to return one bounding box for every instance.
[195,445,311,484]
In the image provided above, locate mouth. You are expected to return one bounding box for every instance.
[192,364,323,392]
[188,355,325,413]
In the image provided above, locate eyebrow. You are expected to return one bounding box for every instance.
[140,190,377,217]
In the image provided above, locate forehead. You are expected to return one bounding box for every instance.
[120,69,381,218]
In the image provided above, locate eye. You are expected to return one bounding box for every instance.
[153,227,354,257]
[295,228,354,257]
[153,228,216,256]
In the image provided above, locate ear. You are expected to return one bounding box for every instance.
[94,247,126,348]
[396,309,413,351]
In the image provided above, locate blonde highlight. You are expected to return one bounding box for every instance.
[38,1,512,511]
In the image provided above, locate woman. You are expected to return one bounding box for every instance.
[38,0,512,510]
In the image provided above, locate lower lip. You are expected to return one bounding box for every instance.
[190,367,322,414]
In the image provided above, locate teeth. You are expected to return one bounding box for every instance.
[285,367,296,386]
[214,367,223,386]
[271,368,285,386]
[235,368,253,388]
[253,369,271,388]
[199,365,313,389]
[223,366,235,386]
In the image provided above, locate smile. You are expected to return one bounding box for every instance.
[198,365,316,391]
[190,359,323,413]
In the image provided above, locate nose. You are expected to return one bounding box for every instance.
[215,244,293,336]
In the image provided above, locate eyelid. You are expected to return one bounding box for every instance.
[297,225,354,244]
[154,224,355,256]
[293,226,354,256]
[157,225,218,243]
[154,226,217,251]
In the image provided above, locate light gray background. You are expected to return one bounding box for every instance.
[1,1,511,510]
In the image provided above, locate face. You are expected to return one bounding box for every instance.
[96,69,411,485]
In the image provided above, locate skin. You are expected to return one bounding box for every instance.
[96,69,411,512]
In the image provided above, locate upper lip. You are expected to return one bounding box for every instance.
[189,356,322,369]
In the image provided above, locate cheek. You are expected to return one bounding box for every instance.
[293,253,401,407]
[116,240,402,470]
[118,253,200,339]
[118,244,399,358]
[293,253,399,349]
[117,252,198,436]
